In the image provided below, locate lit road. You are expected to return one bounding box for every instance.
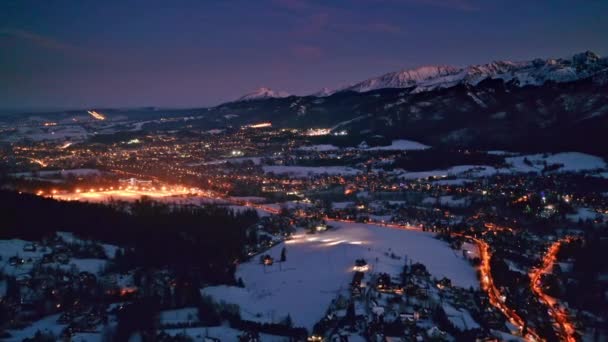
[475,238,542,341]
[529,238,576,342]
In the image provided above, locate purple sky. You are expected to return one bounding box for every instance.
[1,0,607,110]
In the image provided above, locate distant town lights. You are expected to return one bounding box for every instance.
[305,128,331,136]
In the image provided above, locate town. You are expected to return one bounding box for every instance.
[1,118,607,341]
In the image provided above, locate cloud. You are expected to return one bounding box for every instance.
[0,28,75,52]
[367,0,479,11]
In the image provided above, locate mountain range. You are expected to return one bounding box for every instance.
[215,51,608,155]
[2,51,607,155]
[239,51,607,100]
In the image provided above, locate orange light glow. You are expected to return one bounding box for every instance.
[87,110,106,120]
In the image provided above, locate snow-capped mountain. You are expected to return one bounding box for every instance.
[310,87,335,97]
[319,51,608,95]
[237,87,290,101]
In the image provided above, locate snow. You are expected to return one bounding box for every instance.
[298,144,339,152]
[365,139,429,151]
[566,207,607,223]
[263,165,361,177]
[54,258,108,275]
[102,243,120,259]
[237,87,290,101]
[202,221,477,331]
[399,165,498,180]
[4,125,90,142]
[161,325,286,341]
[0,239,45,276]
[12,168,102,178]
[160,307,200,325]
[202,156,263,165]
[332,201,355,209]
[395,152,606,181]
[71,333,103,342]
[442,303,480,331]
[432,178,472,186]
[329,51,608,94]
[505,152,606,173]
[461,242,479,259]
[229,196,267,203]
[5,314,67,341]
[422,195,470,208]
[227,205,272,217]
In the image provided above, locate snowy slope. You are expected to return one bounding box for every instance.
[319,51,608,95]
[202,221,477,331]
[237,87,290,101]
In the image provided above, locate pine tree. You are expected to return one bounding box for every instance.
[284,314,293,327]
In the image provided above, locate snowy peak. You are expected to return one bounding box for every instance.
[311,87,335,97]
[346,65,460,93]
[237,87,290,101]
[319,51,608,95]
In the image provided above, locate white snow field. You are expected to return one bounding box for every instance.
[161,325,287,341]
[5,314,67,342]
[262,165,361,177]
[202,221,477,331]
[365,139,429,151]
[398,165,498,180]
[298,144,340,152]
[160,307,200,326]
[505,152,606,173]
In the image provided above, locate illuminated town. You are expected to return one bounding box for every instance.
[1,2,608,341]
[1,110,607,341]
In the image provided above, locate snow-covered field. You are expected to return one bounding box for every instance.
[5,314,67,342]
[422,195,470,208]
[12,168,102,178]
[442,303,480,331]
[161,325,287,341]
[0,239,45,276]
[398,165,498,180]
[365,139,429,151]
[505,152,606,173]
[567,207,607,223]
[202,221,477,331]
[395,152,607,181]
[263,165,361,177]
[2,125,90,142]
[53,258,108,275]
[200,156,263,165]
[298,144,340,152]
[160,307,200,326]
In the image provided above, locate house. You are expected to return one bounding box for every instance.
[263,255,274,266]
[23,243,36,252]
[426,326,447,339]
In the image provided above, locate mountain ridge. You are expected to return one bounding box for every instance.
[318,50,608,96]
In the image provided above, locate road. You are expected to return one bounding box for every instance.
[475,238,542,341]
[530,238,576,342]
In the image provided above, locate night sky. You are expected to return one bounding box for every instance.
[1,0,607,110]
